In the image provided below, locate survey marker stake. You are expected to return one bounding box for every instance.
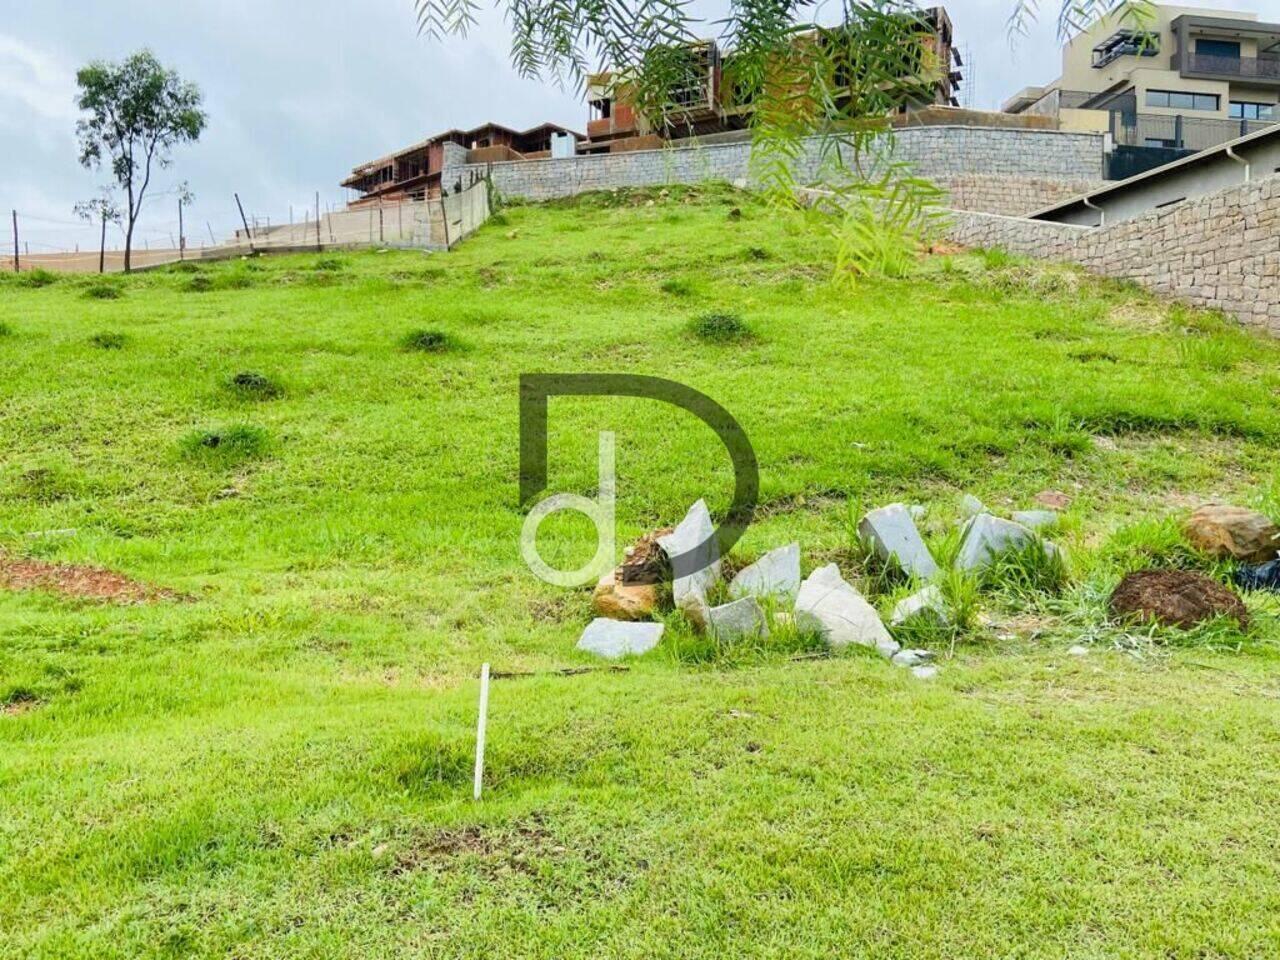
[473,662,490,801]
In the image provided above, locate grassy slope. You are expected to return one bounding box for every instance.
[2,186,1280,958]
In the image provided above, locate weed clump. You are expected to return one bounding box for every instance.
[687,312,752,344]
[89,332,127,350]
[401,329,455,353]
[83,282,122,300]
[180,424,270,466]
[0,321,12,337]
[226,371,283,401]
[313,257,346,271]
[19,269,58,289]
[660,278,694,297]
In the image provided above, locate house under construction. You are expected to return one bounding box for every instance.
[342,122,583,207]
[580,7,962,154]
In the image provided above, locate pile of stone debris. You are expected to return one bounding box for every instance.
[577,494,1067,678]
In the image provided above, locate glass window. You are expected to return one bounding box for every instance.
[1230,101,1276,120]
[1195,39,1241,59]
[1146,89,1219,111]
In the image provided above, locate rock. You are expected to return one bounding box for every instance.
[960,494,986,517]
[908,504,926,520]
[890,648,935,667]
[729,543,801,600]
[911,665,939,680]
[794,563,898,658]
[591,570,659,621]
[1184,503,1280,563]
[1012,509,1059,530]
[1035,490,1073,509]
[658,499,722,623]
[955,514,1036,572]
[618,527,673,585]
[858,503,938,579]
[1067,645,1089,656]
[577,618,665,659]
[1109,569,1249,630]
[891,584,949,626]
[708,596,769,642]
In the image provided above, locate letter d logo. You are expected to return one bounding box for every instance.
[518,374,758,588]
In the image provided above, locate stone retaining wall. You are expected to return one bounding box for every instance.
[943,175,1280,332]
[466,127,1105,217]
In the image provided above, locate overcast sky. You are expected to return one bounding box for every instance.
[1,0,1260,251]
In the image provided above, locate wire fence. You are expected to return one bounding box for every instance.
[4,177,493,275]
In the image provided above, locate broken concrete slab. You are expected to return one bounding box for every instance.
[961,494,986,517]
[708,596,770,642]
[729,543,800,601]
[1012,509,1059,531]
[955,514,1037,572]
[890,648,936,668]
[890,584,949,627]
[658,499,722,614]
[858,503,938,579]
[795,563,898,658]
[577,618,665,659]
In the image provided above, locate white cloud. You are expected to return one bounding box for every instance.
[0,33,78,123]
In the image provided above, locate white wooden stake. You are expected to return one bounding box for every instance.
[473,662,490,801]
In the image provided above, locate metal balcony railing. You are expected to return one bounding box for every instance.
[1184,53,1280,80]
[1110,111,1277,151]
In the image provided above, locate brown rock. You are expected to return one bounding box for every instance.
[1109,569,1249,630]
[1035,490,1073,510]
[618,527,673,585]
[1184,504,1280,563]
[592,570,659,621]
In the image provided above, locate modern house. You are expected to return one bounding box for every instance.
[342,122,583,206]
[1004,4,1280,158]
[580,7,962,154]
[1029,121,1280,226]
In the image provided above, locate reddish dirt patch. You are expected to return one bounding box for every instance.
[0,555,181,604]
[1109,569,1249,630]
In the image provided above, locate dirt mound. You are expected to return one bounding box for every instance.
[1109,569,1248,630]
[0,555,182,604]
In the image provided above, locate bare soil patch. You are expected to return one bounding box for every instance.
[0,554,182,604]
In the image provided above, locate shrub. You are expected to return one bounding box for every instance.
[83,282,122,300]
[225,371,283,401]
[180,424,270,466]
[19,269,58,289]
[167,261,201,274]
[687,312,752,344]
[88,332,127,350]
[401,329,455,353]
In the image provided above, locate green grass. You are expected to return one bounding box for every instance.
[3,183,1280,957]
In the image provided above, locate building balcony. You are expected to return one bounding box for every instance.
[1183,52,1280,82]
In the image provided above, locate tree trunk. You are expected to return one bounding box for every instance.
[99,215,106,274]
[124,220,134,273]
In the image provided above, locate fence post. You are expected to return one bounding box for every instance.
[11,210,18,273]
[315,191,322,250]
[234,193,255,254]
[178,197,185,260]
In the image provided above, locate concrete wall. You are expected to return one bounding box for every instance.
[466,126,1106,217]
[944,174,1280,333]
